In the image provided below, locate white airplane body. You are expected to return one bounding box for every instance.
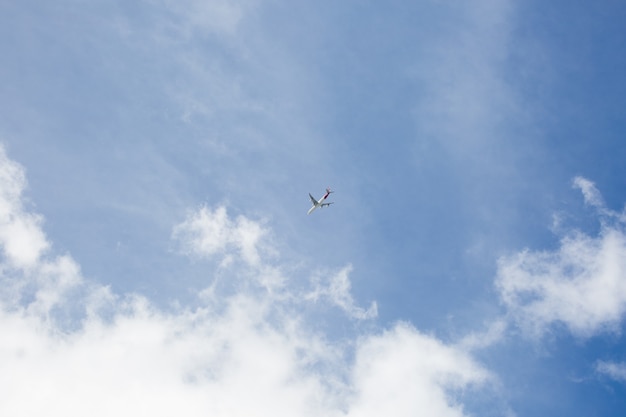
[307,188,334,215]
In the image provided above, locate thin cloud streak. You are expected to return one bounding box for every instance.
[306,264,378,320]
[596,361,626,384]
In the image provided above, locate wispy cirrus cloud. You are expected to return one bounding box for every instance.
[574,176,605,209]
[596,360,626,383]
[146,0,255,39]
[412,0,518,151]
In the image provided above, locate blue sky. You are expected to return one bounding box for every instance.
[2,0,626,415]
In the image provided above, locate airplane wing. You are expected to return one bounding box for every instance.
[309,193,319,205]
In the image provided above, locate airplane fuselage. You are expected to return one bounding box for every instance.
[307,189,333,215]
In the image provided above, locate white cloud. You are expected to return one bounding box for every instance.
[347,323,490,417]
[172,204,287,293]
[0,146,494,417]
[496,177,626,337]
[1,294,329,416]
[172,205,269,268]
[573,176,626,227]
[0,146,49,269]
[457,319,508,351]
[573,176,604,209]
[1,296,489,417]
[306,264,378,320]
[596,360,626,383]
[173,206,376,317]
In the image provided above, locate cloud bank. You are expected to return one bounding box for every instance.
[0,145,490,416]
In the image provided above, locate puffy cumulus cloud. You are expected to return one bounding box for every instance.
[0,147,49,269]
[0,146,493,417]
[1,298,490,417]
[172,205,270,268]
[496,178,626,337]
[173,207,376,319]
[347,323,490,417]
[172,205,288,294]
[0,146,81,319]
[1,293,339,417]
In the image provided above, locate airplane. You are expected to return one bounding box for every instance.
[307,187,334,215]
